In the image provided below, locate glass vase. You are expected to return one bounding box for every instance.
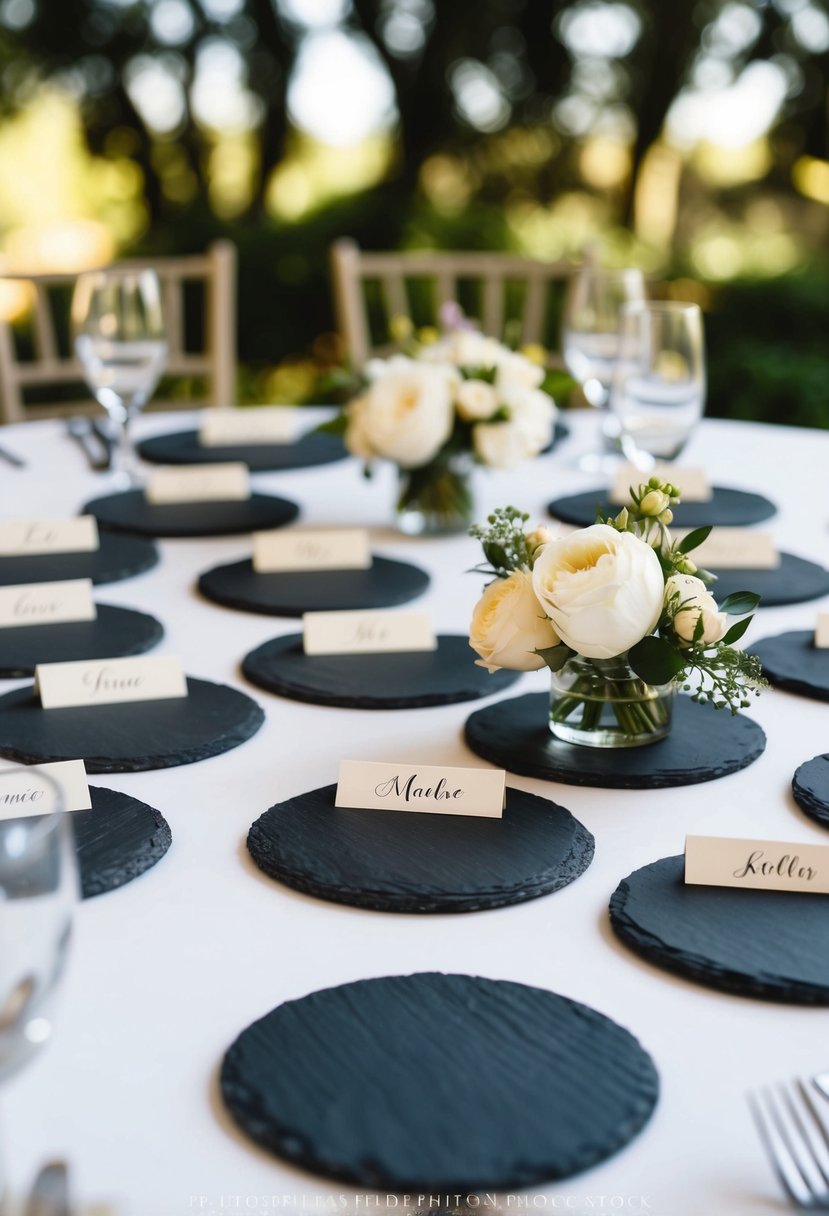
[395,454,474,537]
[549,655,674,748]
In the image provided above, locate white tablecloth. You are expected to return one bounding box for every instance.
[2,410,828,1216]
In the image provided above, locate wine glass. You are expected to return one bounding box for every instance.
[609,301,706,469]
[72,268,167,487]
[561,266,646,472]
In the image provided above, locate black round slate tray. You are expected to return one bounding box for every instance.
[708,555,829,608]
[750,630,829,699]
[792,755,829,831]
[73,785,171,898]
[83,490,299,538]
[0,531,158,587]
[241,633,519,708]
[547,485,776,528]
[220,972,659,1189]
[137,428,348,471]
[610,854,829,1003]
[0,676,264,772]
[464,692,765,788]
[0,604,163,678]
[247,783,594,913]
[199,556,430,617]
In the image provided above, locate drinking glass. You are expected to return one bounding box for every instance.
[562,266,646,472]
[610,301,706,468]
[72,268,167,486]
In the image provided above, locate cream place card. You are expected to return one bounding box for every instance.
[200,407,298,446]
[35,655,188,710]
[815,613,829,648]
[253,528,372,573]
[685,834,829,895]
[0,579,96,629]
[689,528,779,570]
[0,515,99,556]
[145,463,250,504]
[610,464,712,504]
[0,759,91,817]
[303,610,436,656]
[335,760,506,819]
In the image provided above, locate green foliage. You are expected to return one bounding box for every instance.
[468,506,532,576]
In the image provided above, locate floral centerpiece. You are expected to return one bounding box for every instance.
[469,478,766,748]
[330,309,558,535]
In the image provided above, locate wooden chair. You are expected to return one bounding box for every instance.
[0,240,237,424]
[330,238,596,368]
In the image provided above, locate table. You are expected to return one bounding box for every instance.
[2,410,828,1216]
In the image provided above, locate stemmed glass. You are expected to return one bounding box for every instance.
[72,268,168,487]
[609,301,706,468]
[561,266,646,472]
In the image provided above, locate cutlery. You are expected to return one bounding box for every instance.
[24,1160,70,1216]
[817,1074,829,1102]
[89,417,114,465]
[749,1076,829,1209]
[66,417,110,472]
[0,441,25,468]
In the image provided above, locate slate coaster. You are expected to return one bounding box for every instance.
[547,485,776,528]
[241,633,519,708]
[247,783,594,914]
[792,755,829,831]
[220,972,659,1189]
[0,677,264,772]
[0,604,164,678]
[199,556,430,617]
[83,490,299,538]
[708,555,829,608]
[610,854,829,1004]
[137,428,348,471]
[73,785,172,899]
[464,692,765,788]
[750,630,829,699]
[0,531,158,587]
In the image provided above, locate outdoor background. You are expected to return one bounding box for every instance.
[0,0,827,424]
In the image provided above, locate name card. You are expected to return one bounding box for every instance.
[253,528,372,573]
[303,610,436,656]
[200,407,297,447]
[685,835,829,895]
[0,579,96,629]
[0,759,91,818]
[816,613,829,648]
[35,655,188,710]
[145,463,250,504]
[336,760,506,819]
[0,515,99,556]
[611,464,711,504]
[688,528,779,570]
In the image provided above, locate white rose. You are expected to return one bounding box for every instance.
[451,330,503,369]
[494,351,545,402]
[666,573,728,647]
[508,387,556,451]
[347,361,456,468]
[343,394,375,462]
[455,377,499,420]
[472,420,534,469]
[532,524,665,659]
[470,569,560,673]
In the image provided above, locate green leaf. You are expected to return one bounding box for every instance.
[719,591,761,615]
[628,635,687,684]
[315,414,348,437]
[676,525,712,554]
[721,616,752,645]
[535,643,574,672]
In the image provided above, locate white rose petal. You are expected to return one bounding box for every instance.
[470,569,559,672]
[665,573,728,646]
[348,362,456,468]
[455,378,499,421]
[508,387,556,452]
[472,421,534,469]
[495,351,545,402]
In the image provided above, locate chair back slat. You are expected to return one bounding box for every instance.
[32,285,58,363]
[163,277,184,361]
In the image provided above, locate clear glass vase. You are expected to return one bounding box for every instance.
[396,454,474,537]
[549,655,674,748]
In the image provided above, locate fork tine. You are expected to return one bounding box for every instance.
[749,1088,815,1208]
[795,1081,829,1185]
[777,1082,829,1200]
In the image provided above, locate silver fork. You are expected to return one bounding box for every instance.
[749,1076,829,1208]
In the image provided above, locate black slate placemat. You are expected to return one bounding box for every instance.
[708,555,829,608]
[247,783,594,913]
[548,486,776,528]
[0,532,158,587]
[610,854,829,1003]
[83,490,299,538]
[792,755,829,831]
[464,692,765,788]
[73,785,172,898]
[137,428,348,471]
[220,972,658,1188]
[750,630,829,700]
[0,604,163,678]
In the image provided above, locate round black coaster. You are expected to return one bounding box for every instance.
[0,604,163,678]
[548,486,776,528]
[0,531,158,587]
[137,428,348,471]
[241,633,520,708]
[610,854,829,1004]
[792,755,829,831]
[464,692,765,788]
[247,783,594,914]
[73,785,172,899]
[750,631,829,700]
[220,972,659,1189]
[708,555,829,608]
[83,490,299,538]
[199,556,430,617]
[0,677,264,773]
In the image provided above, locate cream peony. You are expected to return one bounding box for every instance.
[470,569,559,672]
[532,525,665,659]
[455,378,499,420]
[494,351,545,403]
[472,387,555,469]
[666,573,728,647]
[345,359,457,468]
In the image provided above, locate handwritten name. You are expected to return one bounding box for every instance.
[374,774,464,803]
[82,666,144,696]
[0,787,44,806]
[13,591,64,619]
[733,850,817,882]
[24,523,57,545]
